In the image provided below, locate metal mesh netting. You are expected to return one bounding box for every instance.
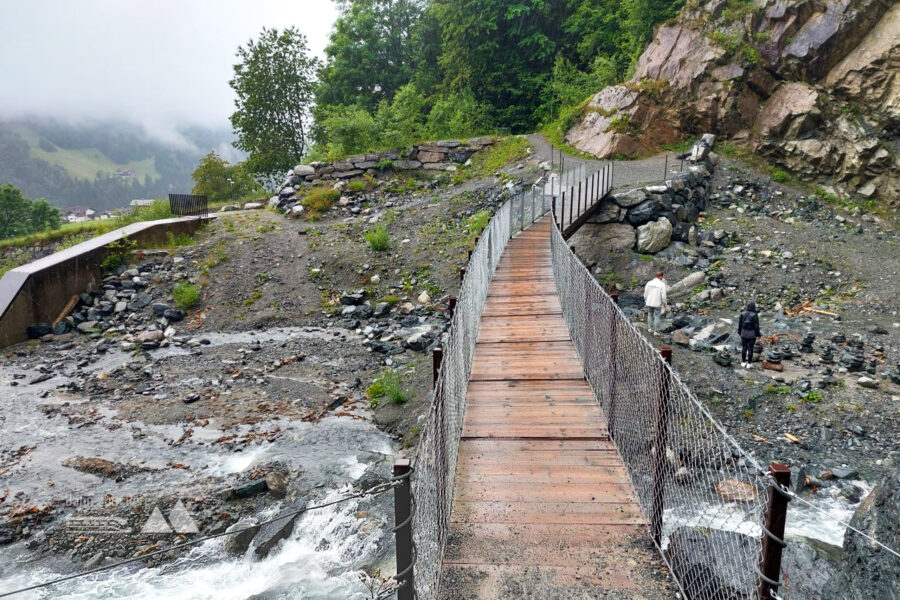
[410,186,552,599]
[550,164,775,599]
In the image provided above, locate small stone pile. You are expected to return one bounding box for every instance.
[335,290,450,357]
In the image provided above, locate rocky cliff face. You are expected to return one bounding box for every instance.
[566,0,899,203]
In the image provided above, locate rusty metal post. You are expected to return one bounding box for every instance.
[393,459,414,600]
[650,346,673,546]
[664,154,668,179]
[448,296,457,318]
[432,347,443,387]
[757,463,791,600]
[552,197,557,228]
[606,292,620,436]
[459,266,466,283]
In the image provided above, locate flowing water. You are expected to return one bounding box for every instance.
[0,355,397,600]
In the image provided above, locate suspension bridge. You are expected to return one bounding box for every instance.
[395,156,792,600]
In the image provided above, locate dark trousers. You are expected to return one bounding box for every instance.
[741,337,756,363]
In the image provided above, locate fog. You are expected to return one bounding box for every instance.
[0,0,339,142]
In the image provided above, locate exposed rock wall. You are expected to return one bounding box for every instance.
[566,0,899,203]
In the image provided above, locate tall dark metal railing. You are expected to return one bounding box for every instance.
[168,193,208,218]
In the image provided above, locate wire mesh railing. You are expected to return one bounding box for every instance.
[550,165,776,599]
[406,186,551,599]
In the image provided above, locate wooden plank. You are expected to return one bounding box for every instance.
[451,501,646,525]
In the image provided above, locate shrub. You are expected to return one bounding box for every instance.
[347,180,367,193]
[365,225,390,251]
[770,168,790,183]
[366,369,408,406]
[301,188,340,220]
[164,231,195,248]
[101,238,137,273]
[172,283,201,309]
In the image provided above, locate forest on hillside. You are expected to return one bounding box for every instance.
[0,119,236,211]
[309,0,685,158]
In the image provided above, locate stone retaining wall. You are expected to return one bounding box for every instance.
[0,217,203,348]
[587,134,718,254]
[269,137,496,213]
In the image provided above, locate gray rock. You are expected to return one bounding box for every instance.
[264,471,289,499]
[254,500,307,558]
[26,323,52,338]
[666,528,753,598]
[164,309,186,322]
[373,302,391,318]
[636,219,673,254]
[76,321,98,333]
[223,519,260,556]
[393,160,422,170]
[611,188,647,208]
[226,479,268,500]
[828,471,900,598]
[340,292,365,306]
[151,303,171,316]
[293,164,315,177]
[626,199,668,227]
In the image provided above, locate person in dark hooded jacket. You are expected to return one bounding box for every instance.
[738,301,761,368]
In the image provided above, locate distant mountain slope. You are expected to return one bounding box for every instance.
[0,118,238,210]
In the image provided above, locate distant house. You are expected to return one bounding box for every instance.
[64,206,98,223]
[129,199,155,210]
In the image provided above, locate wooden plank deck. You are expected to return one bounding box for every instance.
[440,219,675,599]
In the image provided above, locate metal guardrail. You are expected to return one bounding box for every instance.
[549,165,788,600]
[393,185,552,599]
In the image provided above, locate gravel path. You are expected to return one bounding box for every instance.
[526,133,688,190]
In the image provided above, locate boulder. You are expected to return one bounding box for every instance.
[26,323,52,338]
[243,202,263,210]
[636,218,673,254]
[666,528,754,599]
[625,200,668,227]
[828,471,900,598]
[781,535,842,600]
[756,82,821,139]
[254,500,307,558]
[611,188,647,208]
[416,151,445,163]
[223,519,260,556]
[292,165,315,177]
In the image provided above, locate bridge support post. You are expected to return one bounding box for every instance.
[432,347,443,387]
[393,459,415,600]
[561,191,566,232]
[448,296,457,321]
[757,463,791,600]
[606,293,619,437]
[650,346,672,546]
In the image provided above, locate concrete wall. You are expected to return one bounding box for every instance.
[0,217,202,348]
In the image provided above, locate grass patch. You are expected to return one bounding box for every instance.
[378,295,401,305]
[0,199,173,250]
[347,180,368,193]
[452,136,531,183]
[172,282,200,309]
[301,188,340,220]
[764,384,791,395]
[243,291,262,306]
[365,225,391,251]
[770,168,791,183]
[366,369,408,406]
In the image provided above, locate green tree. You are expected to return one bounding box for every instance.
[432,0,558,131]
[375,83,427,148]
[230,27,320,177]
[314,105,381,158]
[191,152,260,203]
[29,198,61,232]
[0,184,32,239]
[317,0,426,111]
[0,183,60,239]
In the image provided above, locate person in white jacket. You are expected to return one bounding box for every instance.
[643,271,669,333]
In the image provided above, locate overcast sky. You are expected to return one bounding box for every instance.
[0,0,339,140]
